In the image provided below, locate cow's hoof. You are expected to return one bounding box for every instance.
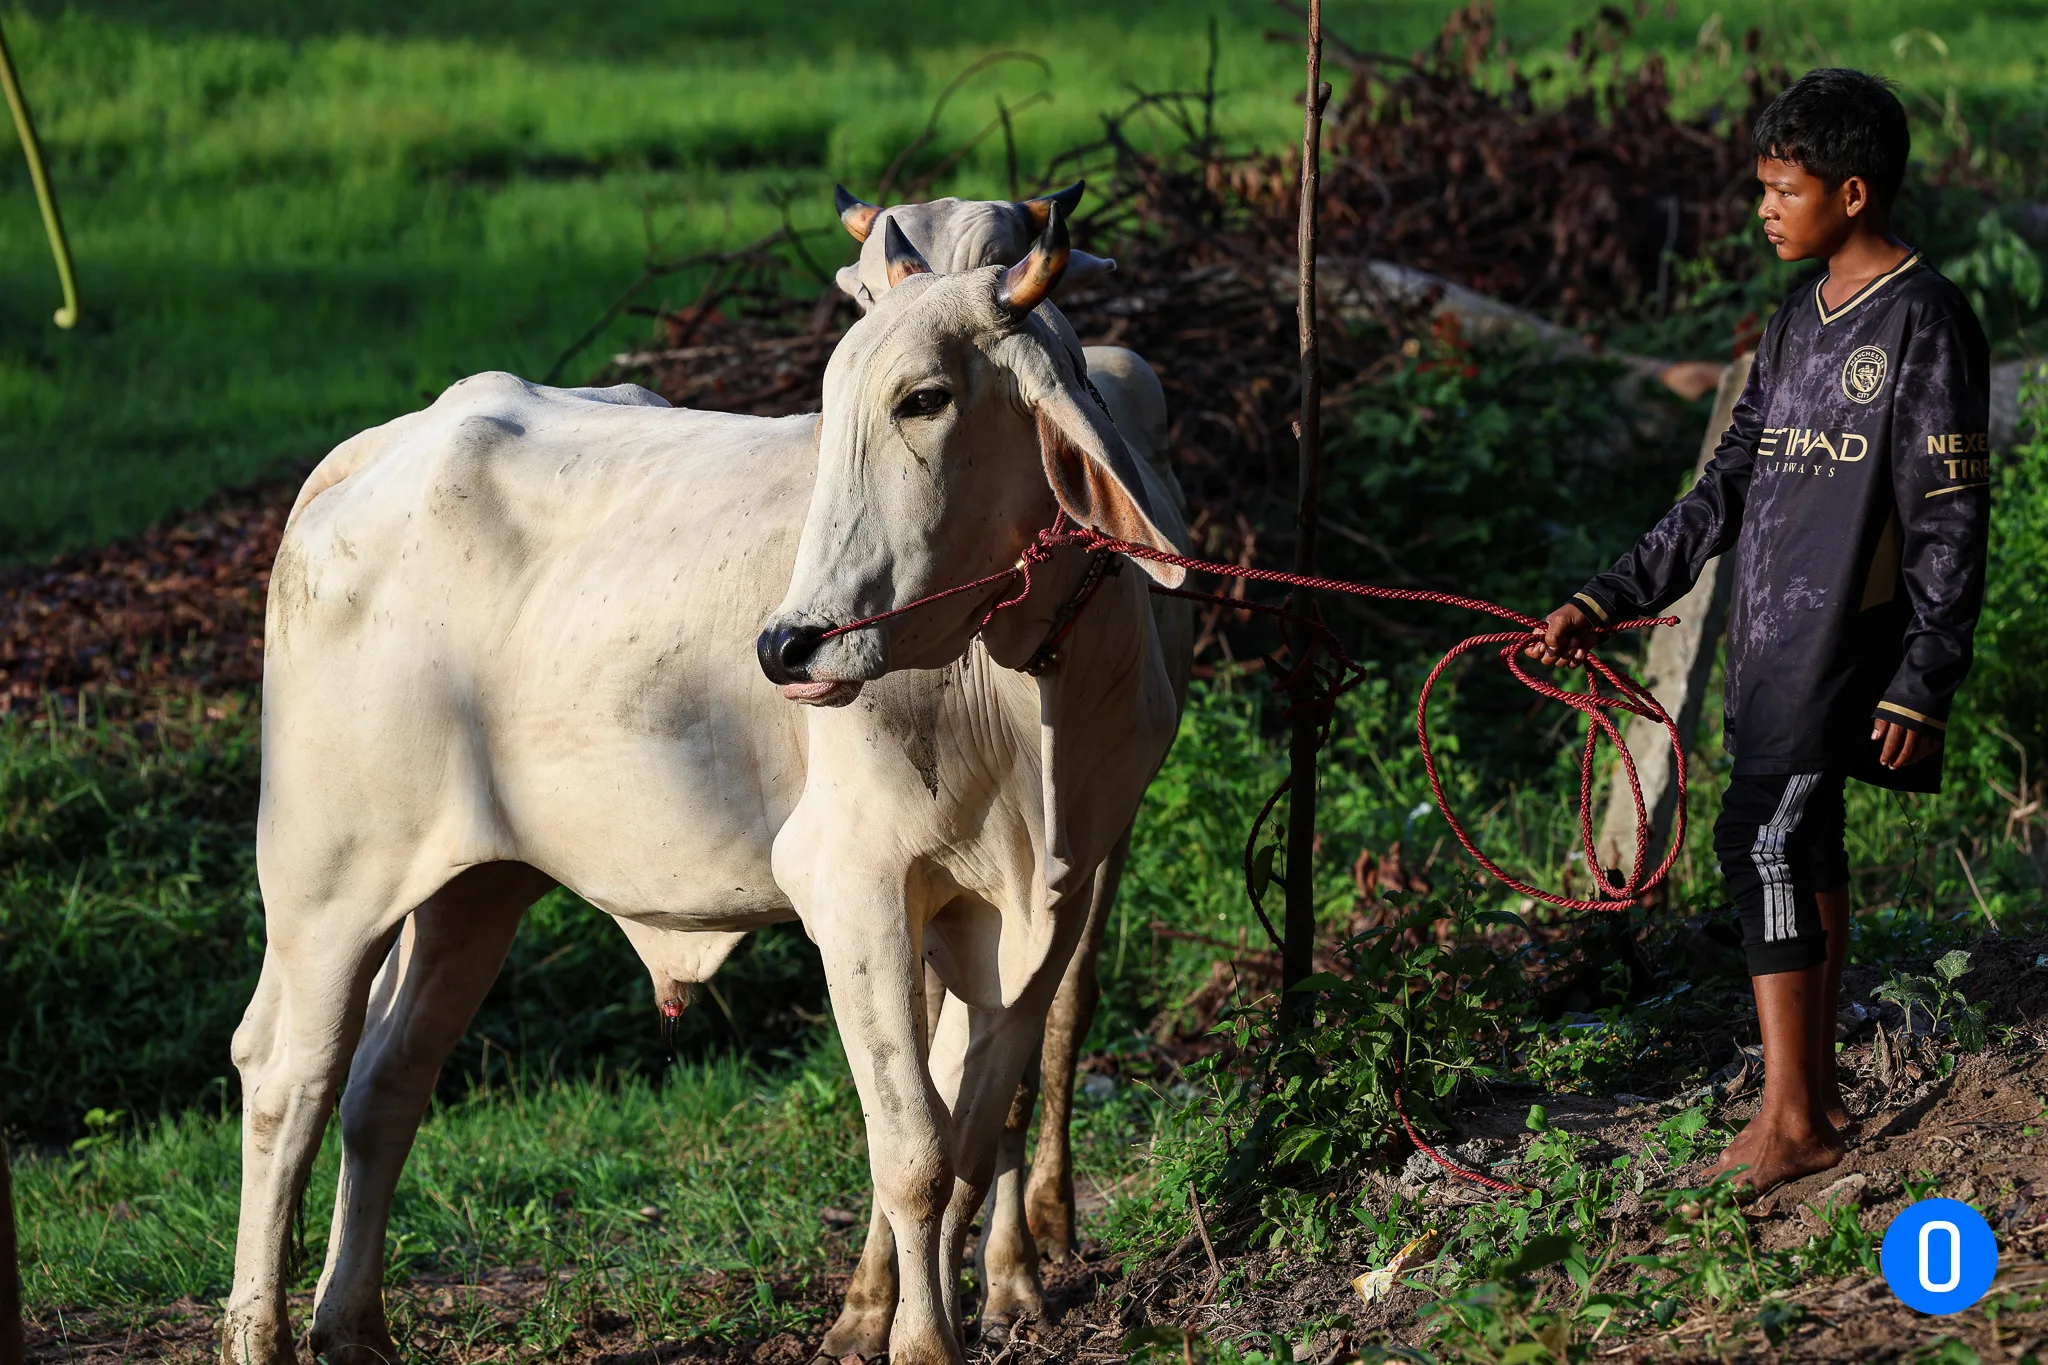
[1024,1202,1075,1264]
[1031,1230,1075,1264]
[979,1311,1038,1347]
[818,1310,890,1363]
[217,1310,298,1365]
[980,1283,1044,1330]
[308,1328,401,1365]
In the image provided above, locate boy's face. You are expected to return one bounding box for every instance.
[1755,155,1867,262]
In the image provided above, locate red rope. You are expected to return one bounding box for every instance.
[823,517,1685,912]
[1393,1064,1530,1195]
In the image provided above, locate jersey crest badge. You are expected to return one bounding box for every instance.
[1842,345,1889,404]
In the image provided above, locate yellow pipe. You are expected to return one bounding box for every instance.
[0,17,79,329]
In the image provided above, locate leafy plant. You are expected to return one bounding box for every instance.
[1943,210,2045,334]
[1423,1233,1627,1365]
[1224,889,1526,1188]
[1874,950,1990,1051]
[1649,1104,1724,1169]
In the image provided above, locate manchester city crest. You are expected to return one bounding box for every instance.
[1842,345,1889,404]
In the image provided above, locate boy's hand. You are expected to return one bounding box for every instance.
[1871,718,1942,770]
[1525,602,1599,668]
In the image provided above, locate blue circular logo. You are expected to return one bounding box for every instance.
[1881,1198,1999,1315]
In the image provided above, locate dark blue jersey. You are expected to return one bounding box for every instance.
[1574,253,1991,792]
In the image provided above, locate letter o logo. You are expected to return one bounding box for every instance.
[1918,1221,1961,1292]
[1882,1199,1998,1314]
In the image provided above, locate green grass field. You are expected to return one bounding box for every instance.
[3,0,2046,560]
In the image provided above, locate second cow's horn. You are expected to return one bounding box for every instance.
[996,202,1071,317]
[1018,180,1084,231]
[835,185,882,242]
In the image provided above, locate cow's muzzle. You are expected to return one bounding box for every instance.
[757,622,863,706]
[757,622,828,684]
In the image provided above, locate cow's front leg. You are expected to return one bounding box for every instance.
[1025,829,1126,1259]
[814,906,961,1365]
[821,965,947,1361]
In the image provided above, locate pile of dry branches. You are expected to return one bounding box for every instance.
[1282,2,1778,322]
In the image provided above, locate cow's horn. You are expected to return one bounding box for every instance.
[882,219,933,287]
[1018,180,1085,232]
[836,184,881,242]
[996,202,1070,317]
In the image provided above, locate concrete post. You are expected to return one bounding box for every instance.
[1594,352,1753,887]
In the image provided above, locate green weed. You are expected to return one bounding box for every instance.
[1874,950,1992,1051]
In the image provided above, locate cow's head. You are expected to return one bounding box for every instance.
[759,207,1182,705]
[831,183,1117,313]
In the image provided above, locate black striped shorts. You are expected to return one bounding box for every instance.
[1711,771,1850,976]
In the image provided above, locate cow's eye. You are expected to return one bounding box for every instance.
[895,388,952,420]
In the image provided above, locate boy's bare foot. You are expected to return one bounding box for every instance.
[1703,1115,1845,1196]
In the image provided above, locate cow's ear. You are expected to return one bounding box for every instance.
[1032,373,1186,587]
[833,265,875,312]
[1061,250,1117,288]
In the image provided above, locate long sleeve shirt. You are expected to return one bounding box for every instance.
[1572,253,1991,792]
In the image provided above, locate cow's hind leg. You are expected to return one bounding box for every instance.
[220,906,408,1365]
[311,863,553,1365]
[819,1204,898,1363]
[976,1057,1043,1340]
[1024,829,1126,1261]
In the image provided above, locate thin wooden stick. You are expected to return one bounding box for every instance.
[1955,846,1998,928]
[1187,1188,1223,1301]
[1281,0,1332,1010]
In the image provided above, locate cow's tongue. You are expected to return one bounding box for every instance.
[780,680,861,706]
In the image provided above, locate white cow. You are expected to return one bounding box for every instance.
[223,211,1186,1365]
[637,185,1187,1357]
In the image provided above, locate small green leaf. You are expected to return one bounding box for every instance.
[1526,1104,1549,1132]
[1935,949,1972,983]
[1495,1232,1576,1279]
[1250,843,1279,898]
[1955,1005,1990,1053]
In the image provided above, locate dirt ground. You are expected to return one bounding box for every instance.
[25,933,2047,1365]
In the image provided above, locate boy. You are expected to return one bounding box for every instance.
[1529,69,1991,1195]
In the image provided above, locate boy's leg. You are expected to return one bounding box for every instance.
[1710,963,1843,1191]
[1805,775,1852,1130]
[1707,774,1845,1194]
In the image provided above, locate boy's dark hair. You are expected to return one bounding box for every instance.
[1752,68,1911,208]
